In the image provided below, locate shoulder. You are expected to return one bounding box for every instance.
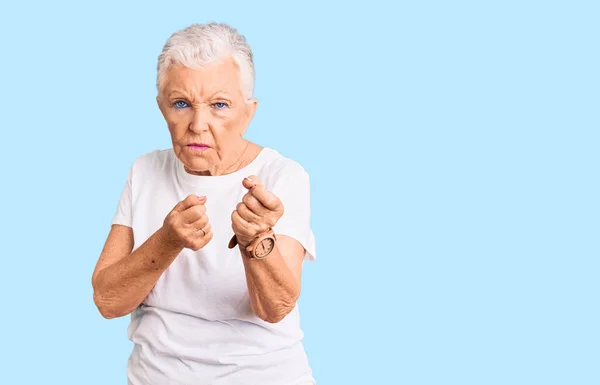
[127,148,174,175]
[131,148,173,169]
[258,148,310,189]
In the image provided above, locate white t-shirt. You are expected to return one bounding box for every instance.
[111,147,317,385]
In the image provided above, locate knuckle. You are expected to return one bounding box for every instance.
[192,238,203,250]
[201,216,209,227]
[243,194,253,206]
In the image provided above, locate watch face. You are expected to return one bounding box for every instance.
[255,237,275,258]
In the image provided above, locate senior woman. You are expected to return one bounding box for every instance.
[91,22,316,385]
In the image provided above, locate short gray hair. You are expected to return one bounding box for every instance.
[156,22,255,99]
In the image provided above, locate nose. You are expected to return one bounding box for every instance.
[189,107,210,134]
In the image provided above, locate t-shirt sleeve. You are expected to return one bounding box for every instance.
[111,162,133,228]
[270,162,316,261]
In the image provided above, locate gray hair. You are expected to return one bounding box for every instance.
[156,22,255,99]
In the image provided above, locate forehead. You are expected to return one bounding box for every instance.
[161,57,242,96]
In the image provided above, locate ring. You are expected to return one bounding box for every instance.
[199,228,206,237]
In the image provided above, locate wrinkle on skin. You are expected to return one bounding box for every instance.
[156,57,259,176]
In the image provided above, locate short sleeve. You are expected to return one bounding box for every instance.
[270,162,316,261]
[111,162,133,228]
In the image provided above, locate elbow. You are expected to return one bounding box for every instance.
[258,291,300,324]
[98,307,122,320]
[98,309,120,320]
[93,291,128,319]
[261,312,289,324]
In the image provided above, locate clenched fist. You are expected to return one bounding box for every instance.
[231,176,284,247]
[161,194,213,251]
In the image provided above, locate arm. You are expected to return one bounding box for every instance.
[231,175,311,323]
[240,234,305,323]
[92,194,212,319]
[92,224,184,319]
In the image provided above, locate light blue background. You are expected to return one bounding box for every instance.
[0,1,597,384]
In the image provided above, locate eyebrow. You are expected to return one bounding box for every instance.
[167,88,233,103]
[167,89,191,99]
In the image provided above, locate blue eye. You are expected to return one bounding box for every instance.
[173,100,189,109]
[213,102,229,110]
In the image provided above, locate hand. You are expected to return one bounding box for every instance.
[161,194,213,251]
[231,176,284,247]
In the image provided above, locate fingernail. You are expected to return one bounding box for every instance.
[197,195,206,199]
[245,177,253,183]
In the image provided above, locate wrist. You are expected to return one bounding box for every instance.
[238,244,252,258]
[156,227,184,252]
[242,229,277,259]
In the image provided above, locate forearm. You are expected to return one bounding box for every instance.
[93,227,183,318]
[240,245,300,323]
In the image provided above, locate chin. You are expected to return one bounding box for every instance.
[185,156,215,173]
[184,159,210,172]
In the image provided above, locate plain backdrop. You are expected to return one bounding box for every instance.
[0,1,598,384]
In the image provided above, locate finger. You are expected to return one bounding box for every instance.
[181,203,207,223]
[236,202,261,223]
[196,223,211,238]
[190,216,210,233]
[242,175,261,190]
[190,229,213,251]
[231,209,248,232]
[231,209,259,235]
[248,184,280,211]
[231,210,257,247]
[175,194,206,212]
[242,193,269,217]
[243,176,279,210]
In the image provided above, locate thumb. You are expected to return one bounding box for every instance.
[174,194,206,212]
[242,175,261,190]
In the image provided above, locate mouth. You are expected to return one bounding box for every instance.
[187,143,211,151]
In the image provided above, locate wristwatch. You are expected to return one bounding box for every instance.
[228,229,277,259]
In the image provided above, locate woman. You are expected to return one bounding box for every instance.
[92,22,317,385]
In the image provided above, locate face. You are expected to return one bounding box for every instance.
[157,57,257,176]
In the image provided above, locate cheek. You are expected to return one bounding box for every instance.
[166,115,190,138]
[211,116,238,140]
[219,113,244,133]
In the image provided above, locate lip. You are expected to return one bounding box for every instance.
[187,143,211,151]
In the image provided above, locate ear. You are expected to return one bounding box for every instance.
[240,98,258,136]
